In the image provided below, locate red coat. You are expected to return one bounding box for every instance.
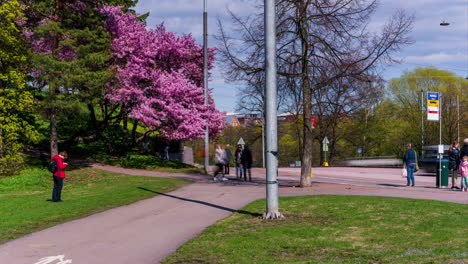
[51,155,68,178]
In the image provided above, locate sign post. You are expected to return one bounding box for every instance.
[237,137,245,149]
[427,92,440,121]
[322,136,329,167]
[427,92,443,188]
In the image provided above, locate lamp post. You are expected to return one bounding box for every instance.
[263,0,283,219]
[203,0,209,174]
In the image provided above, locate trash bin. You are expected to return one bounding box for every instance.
[435,159,449,187]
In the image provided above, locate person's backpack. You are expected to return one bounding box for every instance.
[49,160,58,173]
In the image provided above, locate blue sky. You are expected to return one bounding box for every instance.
[135,0,468,113]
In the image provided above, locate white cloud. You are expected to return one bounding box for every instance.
[404,52,467,64]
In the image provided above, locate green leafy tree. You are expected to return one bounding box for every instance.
[0,0,38,176]
[387,67,467,149]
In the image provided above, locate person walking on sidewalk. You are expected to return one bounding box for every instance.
[224,145,232,175]
[235,144,243,179]
[459,156,468,192]
[403,144,417,187]
[213,144,227,181]
[51,151,69,202]
[448,141,461,189]
[241,145,253,181]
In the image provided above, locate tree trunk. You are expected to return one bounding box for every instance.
[49,81,58,157]
[49,0,62,157]
[87,103,102,139]
[298,2,312,187]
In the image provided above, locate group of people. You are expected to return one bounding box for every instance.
[403,138,468,191]
[448,138,468,191]
[213,144,252,181]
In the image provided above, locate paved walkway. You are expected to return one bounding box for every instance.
[0,165,466,264]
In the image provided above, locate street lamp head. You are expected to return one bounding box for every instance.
[440,21,450,26]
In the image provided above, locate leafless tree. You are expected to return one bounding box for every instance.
[216,0,414,186]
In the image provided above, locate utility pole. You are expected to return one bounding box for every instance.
[263,0,283,219]
[203,0,209,174]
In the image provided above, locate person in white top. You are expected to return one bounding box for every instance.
[213,144,228,181]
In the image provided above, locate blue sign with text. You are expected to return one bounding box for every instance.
[427,92,439,100]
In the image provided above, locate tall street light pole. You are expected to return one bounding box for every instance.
[203,0,209,174]
[263,0,283,219]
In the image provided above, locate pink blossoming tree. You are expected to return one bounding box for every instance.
[101,5,225,141]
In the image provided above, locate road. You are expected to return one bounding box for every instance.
[277,166,438,188]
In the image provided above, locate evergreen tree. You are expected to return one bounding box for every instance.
[0,0,38,176]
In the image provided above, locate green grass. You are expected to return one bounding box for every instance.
[163,196,468,264]
[92,153,203,173]
[0,167,190,244]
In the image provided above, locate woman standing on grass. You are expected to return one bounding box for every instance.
[51,151,68,202]
[448,141,460,190]
[403,144,416,187]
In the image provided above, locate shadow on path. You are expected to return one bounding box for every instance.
[377,183,406,187]
[137,187,262,217]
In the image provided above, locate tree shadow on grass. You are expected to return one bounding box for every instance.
[137,187,262,217]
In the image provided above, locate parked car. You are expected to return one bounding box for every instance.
[418,145,449,173]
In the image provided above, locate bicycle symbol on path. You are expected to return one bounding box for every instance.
[34,255,72,264]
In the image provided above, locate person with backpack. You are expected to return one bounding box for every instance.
[51,151,69,202]
[448,141,461,189]
[224,144,232,175]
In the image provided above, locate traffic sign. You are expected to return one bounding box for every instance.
[237,137,245,145]
[427,92,440,121]
[322,136,329,144]
[323,144,328,152]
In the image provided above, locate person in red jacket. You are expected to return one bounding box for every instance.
[51,151,68,202]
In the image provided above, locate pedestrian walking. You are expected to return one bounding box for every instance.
[213,144,227,181]
[224,145,232,175]
[448,141,461,189]
[235,144,243,179]
[51,151,69,202]
[403,144,417,187]
[459,156,468,192]
[241,145,252,181]
[163,145,170,161]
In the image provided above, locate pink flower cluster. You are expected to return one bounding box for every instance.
[100,5,225,140]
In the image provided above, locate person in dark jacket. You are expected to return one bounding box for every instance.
[460,138,468,162]
[235,144,243,179]
[241,145,253,181]
[224,145,232,175]
[51,151,68,202]
[403,144,417,187]
[448,141,461,189]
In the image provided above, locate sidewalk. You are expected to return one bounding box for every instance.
[0,165,466,264]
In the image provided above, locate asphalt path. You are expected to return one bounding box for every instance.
[0,165,466,264]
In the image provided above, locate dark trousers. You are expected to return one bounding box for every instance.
[243,167,251,181]
[224,164,230,174]
[214,163,224,177]
[52,176,64,201]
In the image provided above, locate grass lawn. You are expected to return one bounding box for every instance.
[163,196,468,264]
[0,167,190,244]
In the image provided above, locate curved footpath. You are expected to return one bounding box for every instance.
[0,165,466,264]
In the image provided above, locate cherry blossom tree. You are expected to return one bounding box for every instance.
[100,5,225,141]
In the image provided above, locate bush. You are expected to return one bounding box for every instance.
[0,154,25,178]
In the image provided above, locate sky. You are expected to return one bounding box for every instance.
[134,0,468,113]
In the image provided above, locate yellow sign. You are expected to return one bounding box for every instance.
[428,100,439,107]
